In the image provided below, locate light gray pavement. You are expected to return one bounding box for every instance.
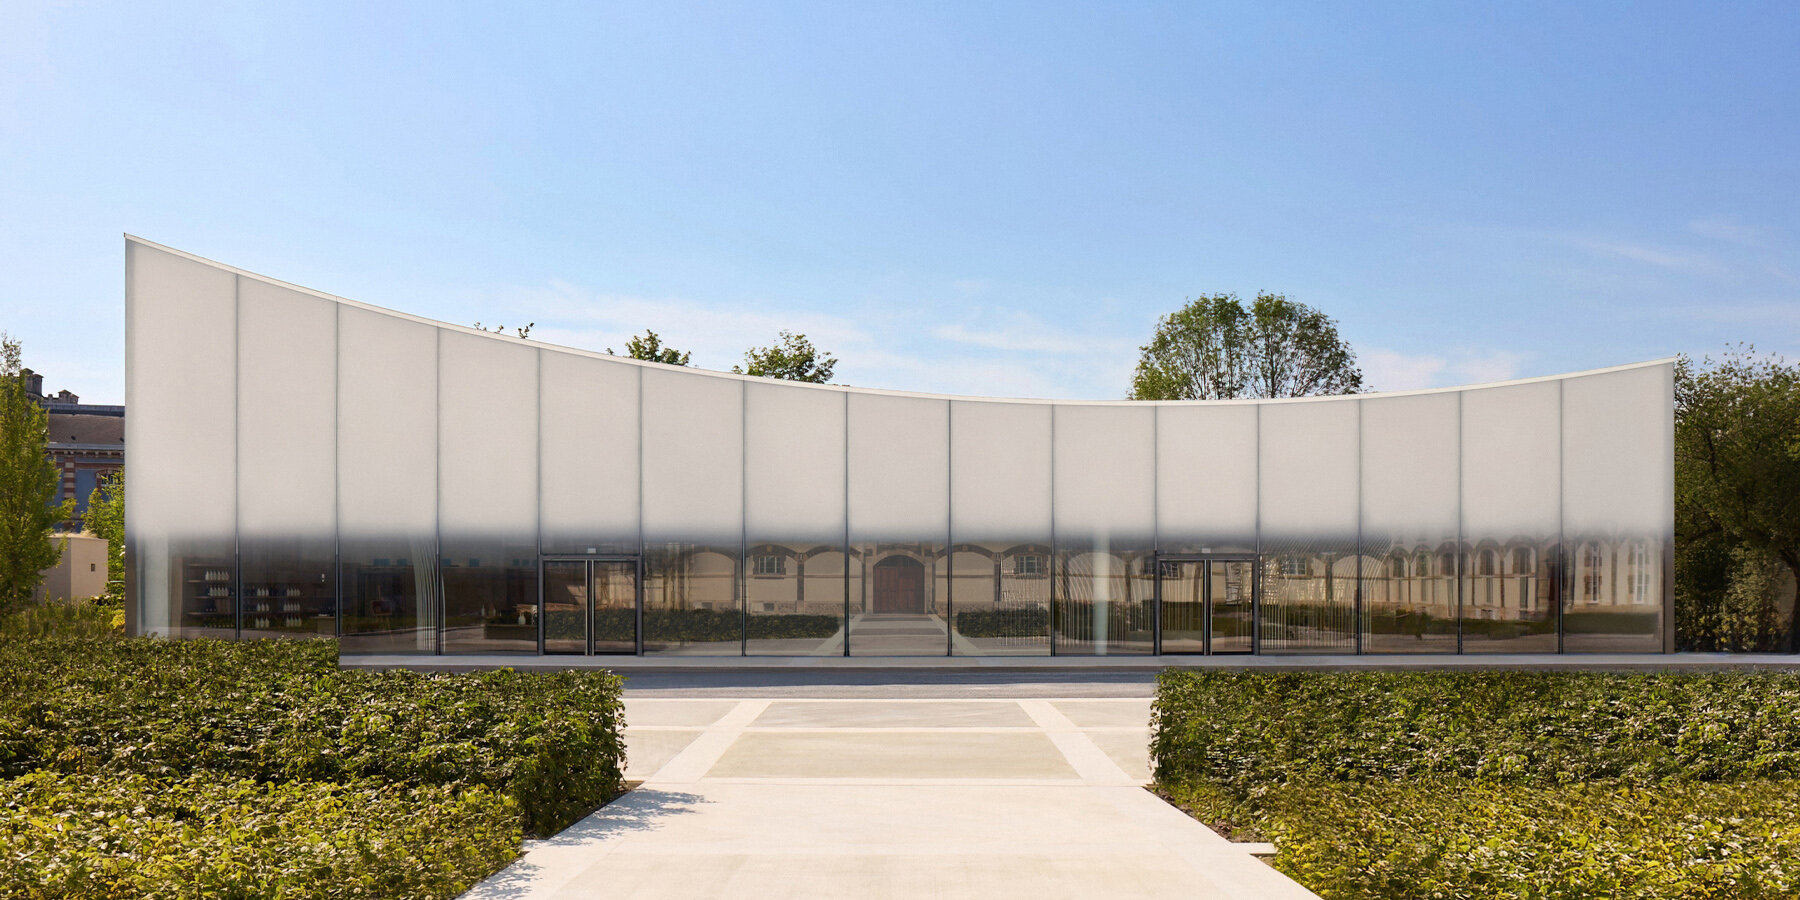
[460,691,1319,900]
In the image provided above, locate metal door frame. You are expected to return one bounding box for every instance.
[1154,554,1258,655]
[539,555,642,655]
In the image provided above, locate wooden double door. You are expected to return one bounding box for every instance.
[872,556,925,614]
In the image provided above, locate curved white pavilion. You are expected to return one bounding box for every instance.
[124,236,1674,657]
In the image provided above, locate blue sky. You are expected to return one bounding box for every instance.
[3,1,1797,404]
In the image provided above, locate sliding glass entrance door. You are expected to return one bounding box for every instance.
[1158,557,1255,654]
[541,558,639,654]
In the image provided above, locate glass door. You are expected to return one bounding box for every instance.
[540,558,639,655]
[1157,557,1256,654]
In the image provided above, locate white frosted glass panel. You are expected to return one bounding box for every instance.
[949,401,1051,541]
[1258,400,1359,540]
[746,382,845,542]
[438,331,537,538]
[641,368,743,542]
[1053,405,1155,547]
[1361,393,1459,538]
[125,242,237,636]
[237,280,335,538]
[1563,366,1674,538]
[1462,381,1561,538]
[540,352,639,553]
[1157,404,1257,551]
[847,393,948,541]
[1562,364,1672,652]
[337,308,437,535]
[1360,392,1460,653]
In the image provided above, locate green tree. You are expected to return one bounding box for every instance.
[1129,292,1363,400]
[608,330,691,366]
[0,334,75,613]
[733,331,837,383]
[84,470,124,608]
[1675,348,1800,650]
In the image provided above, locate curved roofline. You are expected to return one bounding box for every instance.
[125,234,1676,406]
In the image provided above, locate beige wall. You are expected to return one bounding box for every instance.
[35,534,109,601]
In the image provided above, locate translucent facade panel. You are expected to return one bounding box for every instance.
[539,353,640,555]
[641,368,743,655]
[1359,392,1459,653]
[1053,405,1155,655]
[236,279,336,638]
[1156,404,1258,554]
[1258,400,1360,653]
[1561,366,1672,652]
[1462,381,1562,653]
[125,243,237,638]
[439,331,539,654]
[848,393,949,655]
[337,306,439,654]
[948,402,1051,654]
[745,383,846,655]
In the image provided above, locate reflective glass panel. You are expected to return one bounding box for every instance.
[1562,366,1672,652]
[1157,404,1258,554]
[126,242,238,638]
[641,369,742,655]
[1053,405,1155,655]
[237,278,336,638]
[1258,400,1359,653]
[1360,392,1459,653]
[542,560,586,653]
[847,393,949,655]
[949,401,1051,655]
[540,353,639,556]
[1461,381,1562,652]
[745,383,846,655]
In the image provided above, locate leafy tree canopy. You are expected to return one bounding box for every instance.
[1675,347,1800,649]
[84,470,124,608]
[609,330,691,366]
[0,334,75,613]
[734,331,837,383]
[1129,292,1363,400]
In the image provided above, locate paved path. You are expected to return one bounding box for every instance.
[461,692,1317,899]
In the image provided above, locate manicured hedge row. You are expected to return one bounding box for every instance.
[1152,669,1800,790]
[0,771,520,900]
[953,607,1049,638]
[1161,777,1800,900]
[0,636,625,836]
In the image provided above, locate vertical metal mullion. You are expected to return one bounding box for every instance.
[843,391,850,657]
[740,379,748,657]
[433,328,443,656]
[1456,391,1465,654]
[1557,379,1566,654]
[1354,398,1364,655]
[231,275,242,641]
[635,366,645,656]
[1151,406,1161,656]
[1048,404,1058,656]
[1252,403,1262,654]
[945,400,953,657]
[333,302,342,640]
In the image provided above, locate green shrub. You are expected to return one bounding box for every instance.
[1153,669,1800,790]
[0,636,625,836]
[0,597,120,640]
[0,771,519,900]
[953,607,1048,638]
[637,607,839,643]
[1162,778,1800,900]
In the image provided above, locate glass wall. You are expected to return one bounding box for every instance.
[337,306,441,654]
[848,393,949,655]
[1360,392,1460,652]
[640,368,742,655]
[439,331,539,654]
[127,243,238,638]
[949,402,1052,655]
[1461,381,1562,652]
[1053,405,1155,655]
[237,278,337,639]
[128,239,1677,658]
[1562,367,1673,652]
[745,383,846,655]
[1258,400,1360,653]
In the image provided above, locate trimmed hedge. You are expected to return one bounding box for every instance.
[1153,670,1800,790]
[953,607,1048,638]
[1154,670,1800,898]
[0,636,626,837]
[1161,778,1800,900]
[0,771,520,900]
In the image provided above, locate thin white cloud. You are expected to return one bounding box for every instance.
[1559,234,1721,274]
[1688,216,1765,247]
[931,310,1137,356]
[1361,347,1526,392]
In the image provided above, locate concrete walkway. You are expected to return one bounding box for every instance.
[460,692,1318,899]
